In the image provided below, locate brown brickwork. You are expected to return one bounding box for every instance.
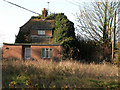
[31,45,61,60]
[45,30,52,37]
[4,9,61,61]
[3,44,61,60]
[3,45,22,60]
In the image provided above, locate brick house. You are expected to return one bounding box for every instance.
[3,8,62,60]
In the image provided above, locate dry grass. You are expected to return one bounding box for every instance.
[2,59,120,88]
[115,42,120,63]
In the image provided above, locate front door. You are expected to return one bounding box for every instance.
[25,48,31,59]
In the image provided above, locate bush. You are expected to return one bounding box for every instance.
[76,37,103,63]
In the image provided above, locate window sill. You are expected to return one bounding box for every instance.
[42,57,52,59]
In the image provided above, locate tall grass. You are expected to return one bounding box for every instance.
[2,59,120,88]
[115,42,120,64]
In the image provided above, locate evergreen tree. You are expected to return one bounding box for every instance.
[53,14,75,45]
[47,13,78,59]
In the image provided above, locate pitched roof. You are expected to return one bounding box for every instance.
[20,19,54,32]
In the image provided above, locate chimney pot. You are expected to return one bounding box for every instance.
[42,8,48,19]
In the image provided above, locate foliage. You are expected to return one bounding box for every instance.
[90,80,120,89]
[76,0,120,61]
[9,76,30,88]
[53,14,78,59]
[76,0,119,43]
[15,13,78,59]
[45,13,57,20]
[46,13,78,59]
[46,13,76,46]
[31,15,43,19]
[76,36,103,62]
[53,14,75,44]
[31,8,48,19]
[2,60,120,89]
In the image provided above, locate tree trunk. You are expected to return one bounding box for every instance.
[112,11,116,61]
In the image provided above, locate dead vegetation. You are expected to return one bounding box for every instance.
[2,59,120,89]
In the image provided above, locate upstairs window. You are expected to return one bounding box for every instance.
[38,30,45,35]
[41,48,52,58]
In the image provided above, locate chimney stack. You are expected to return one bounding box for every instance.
[42,8,48,19]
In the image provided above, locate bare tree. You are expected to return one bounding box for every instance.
[75,0,120,61]
[76,0,119,44]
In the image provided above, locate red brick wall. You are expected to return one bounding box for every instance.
[3,45,22,60]
[3,45,61,60]
[31,46,61,60]
[45,30,52,37]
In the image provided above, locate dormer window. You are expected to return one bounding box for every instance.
[38,30,45,35]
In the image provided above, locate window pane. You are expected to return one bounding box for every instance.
[41,48,52,58]
[41,48,45,58]
[25,48,30,59]
[46,48,49,58]
[38,30,45,35]
[50,48,52,58]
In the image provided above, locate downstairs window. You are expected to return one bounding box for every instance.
[41,48,52,58]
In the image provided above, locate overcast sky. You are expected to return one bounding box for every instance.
[0,0,118,46]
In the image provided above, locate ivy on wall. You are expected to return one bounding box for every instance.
[46,13,78,59]
[15,13,78,59]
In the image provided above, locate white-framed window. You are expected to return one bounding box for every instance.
[41,48,52,58]
[38,30,45,35]
[31,35,50,39]
[25,48,31,59]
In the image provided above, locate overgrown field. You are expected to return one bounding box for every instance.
[115,42,120,63]
[2,60,120,89]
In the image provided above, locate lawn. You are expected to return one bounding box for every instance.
[2,59,120,89]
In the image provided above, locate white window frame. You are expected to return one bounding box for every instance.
[38,30,45,35]
[25,48,31,59]
[41,48,52,58]
[31,35,50,39]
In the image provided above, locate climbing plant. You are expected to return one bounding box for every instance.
[46,13,78,59]
[16,13,78,59]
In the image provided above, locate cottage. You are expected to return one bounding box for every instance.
[3,8,62,60]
